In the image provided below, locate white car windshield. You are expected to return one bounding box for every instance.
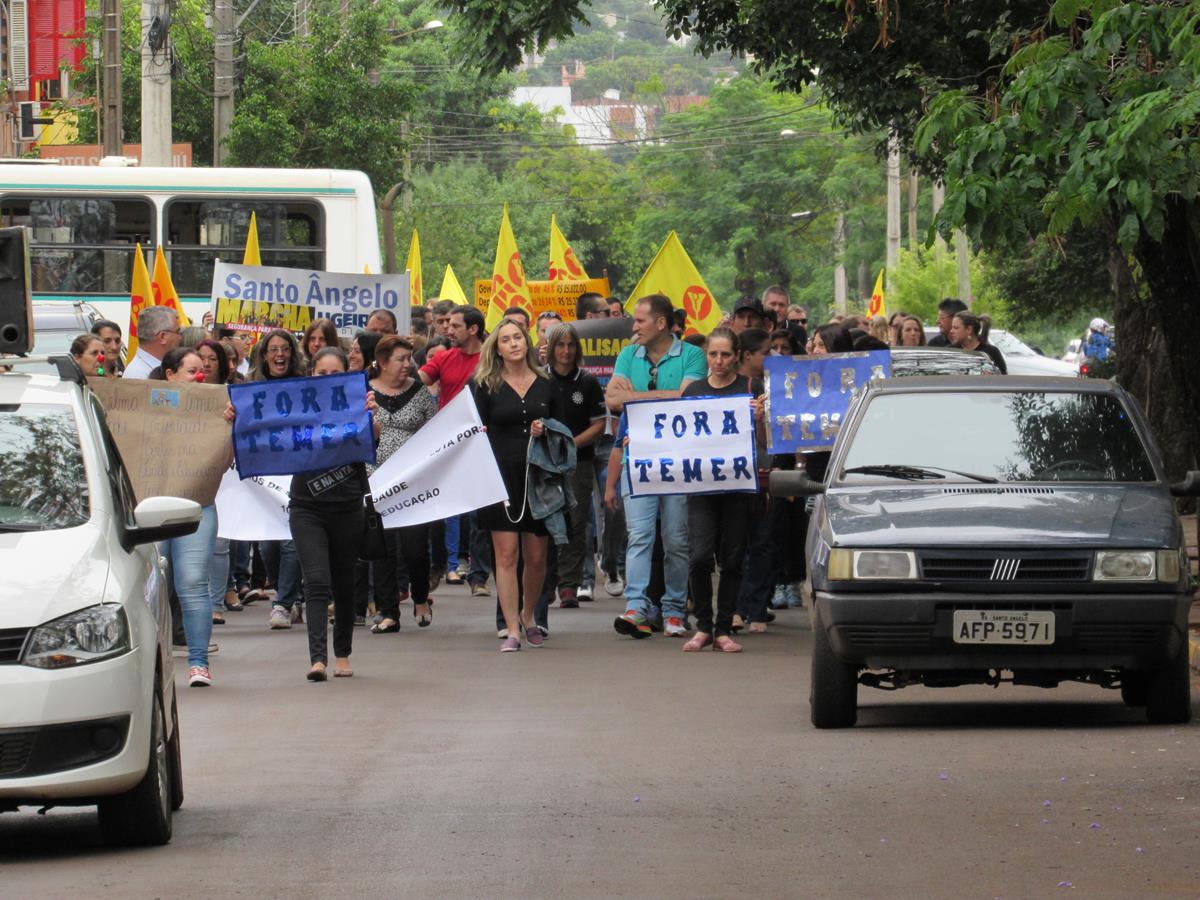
[989,330,1036,358]
[0,403,90,530]
[840,391,1156,483]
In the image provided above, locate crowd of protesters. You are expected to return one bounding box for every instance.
[66,284,1002,682]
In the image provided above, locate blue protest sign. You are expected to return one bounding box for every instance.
[624,395,758,497]
[229,371,376,478]
[765,351,890,453]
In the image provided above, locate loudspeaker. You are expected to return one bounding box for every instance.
[0,227,34,355]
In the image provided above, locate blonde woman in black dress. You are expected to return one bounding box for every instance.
[472,319,565,652]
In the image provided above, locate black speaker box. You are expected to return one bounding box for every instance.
[0,226,33,355]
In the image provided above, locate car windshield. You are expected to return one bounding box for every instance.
[840,391,1156,483]
[0,403,90,530]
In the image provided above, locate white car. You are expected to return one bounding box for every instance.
[0,360,201,846]
[989,330,1080,377]
[1063,338,1082,365]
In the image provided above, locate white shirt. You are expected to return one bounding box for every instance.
[237,358,250,377]
[122,347,163,379]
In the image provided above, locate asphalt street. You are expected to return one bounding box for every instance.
[3,584,1199,898]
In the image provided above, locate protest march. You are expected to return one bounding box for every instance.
[51,205,935,686]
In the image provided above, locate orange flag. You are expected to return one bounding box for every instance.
[125,245,153,362]
[485,204,532,331]
[151,245,191,327]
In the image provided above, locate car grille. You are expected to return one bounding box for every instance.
[842,624,935,647]
[0,628,29,664]
[941,487,1056,495]
[1074,624,1165,651]
[919,552,1091,583]
[0,731,36,776]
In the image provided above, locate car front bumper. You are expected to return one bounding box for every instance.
[0,646,152,805]
[814,590,1191,671]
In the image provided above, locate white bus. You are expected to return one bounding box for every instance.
[0,163,382,327]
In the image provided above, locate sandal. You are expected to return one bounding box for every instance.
[224,591,244,611]
[714,635,743,653]
[414,599,433,628]
[333,658,354,677]
[212,612,226,625]
[731,615,745,633]
[683,632,713,652]
[446,571,464,585]
[306,662,327,682]
[370,619,400,634]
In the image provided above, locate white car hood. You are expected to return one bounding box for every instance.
[0,523,112,630]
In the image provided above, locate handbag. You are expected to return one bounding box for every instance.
[358,465,388,561]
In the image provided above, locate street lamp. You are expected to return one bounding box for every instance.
[388,19,443,38]
[780,128,796,137]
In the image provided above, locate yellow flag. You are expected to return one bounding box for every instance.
[243,211,262,266]
[151,245,191,328]
[485,204,533,331]
[405,229,423,305]
[438,264,468,304]
[624,231,720,336]
[548,214,588,281]
[867,268,886,319]
[125,245,153,362]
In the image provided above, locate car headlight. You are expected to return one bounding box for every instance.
[1094,550,1156,582]
[22,604,131,669]
[829,549,917,581]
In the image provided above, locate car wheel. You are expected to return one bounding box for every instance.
[168,689,185,811]
[1145,647,1193,725]
[98,688,173,846]
[810,611,858,728]
[1119,671,1149,707]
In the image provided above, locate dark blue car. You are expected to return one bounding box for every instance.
[773,376,1198,728]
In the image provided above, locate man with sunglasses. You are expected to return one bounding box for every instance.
[605,294,707,639]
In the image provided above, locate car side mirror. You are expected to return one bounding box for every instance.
[123,497,203,549]
[1169,471,1200,497]
[770,470,825,497]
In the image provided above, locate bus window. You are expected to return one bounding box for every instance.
[166,199,324,294]
[0,196,153,295]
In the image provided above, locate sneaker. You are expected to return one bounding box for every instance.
[664,616,688,637]
[604,575,625,596]
[613,610,651,639]
[500,636,521,652]
[497,628,508,639]
[578,584,594,602]
[524,624,544,647]
[786,583,805,609]
[558,587,579,609]
[471,582,490,597]
[269,606,292,630]
[290,605,304,624]
[188,666,213,687]
[769,585,788,610]
[241,587,266,606]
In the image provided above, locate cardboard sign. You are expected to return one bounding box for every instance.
[624,395,758,497]
[90,379,232,506]
[228,371,375,477]
[765,351,891,452]
[367,389,508,527]
[474,277,611,321]
[574,315,633,388]
[211,261,411,337]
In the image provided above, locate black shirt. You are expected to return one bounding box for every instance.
[681,374,763,399]
[473,375,567,467]
[290,462,367,511]
[927,333,951,347]
[977,342,1007,374]
[547,366,606,461]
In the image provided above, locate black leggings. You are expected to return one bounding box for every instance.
[377,524,431,620]
[289,503,363,664]
[688,493,750,637]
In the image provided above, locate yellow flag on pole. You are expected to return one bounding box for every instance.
[405,229,423,305]
[867,268,887,319]
[151,245,190,327]
[438,264,468,304]
[485,204,532,332]
[624,231,720,336]
[243,212,262,266]
[548,214,588,281]
[125,245,153,362]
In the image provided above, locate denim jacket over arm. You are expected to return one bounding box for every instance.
[526,418,577,545]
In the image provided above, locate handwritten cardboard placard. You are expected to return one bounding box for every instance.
[765,351,891,453]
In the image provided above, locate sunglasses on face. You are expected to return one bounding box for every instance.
[647,362,659,391]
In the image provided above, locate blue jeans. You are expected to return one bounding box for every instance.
[620,481,688,620]
[168,505,218,669]
[210,536,230,612]
[259,540,301,609]
[467,510,493,586]
[445,515,460,570]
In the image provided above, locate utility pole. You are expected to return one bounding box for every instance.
[101,0,123,156]
[955,229,972,305]
[212,0,235,165]
[885,130,901,295]
[907,169,918,249]
[295,0,309,37]
[140,0,172,166]
[833,209,848,316]
[931,181,947,253]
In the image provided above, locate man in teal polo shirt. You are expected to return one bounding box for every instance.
[605,293,708,638]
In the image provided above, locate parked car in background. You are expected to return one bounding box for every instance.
[889,347,999,377]
[923,326,1080,377]
[29,301,107,374]
[1063,338,1082,366]
[0,361,201,844]
[774,375,1198,728]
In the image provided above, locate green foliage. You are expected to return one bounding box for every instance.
[889,247,1007,325]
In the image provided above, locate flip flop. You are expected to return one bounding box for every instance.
[334,665,354,678]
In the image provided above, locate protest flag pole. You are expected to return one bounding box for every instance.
[485,204,533,332]
[126,243,153,363]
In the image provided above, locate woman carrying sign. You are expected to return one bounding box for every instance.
[368,336,438,633]
[680,328,764,653]
[472,319,566,652]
